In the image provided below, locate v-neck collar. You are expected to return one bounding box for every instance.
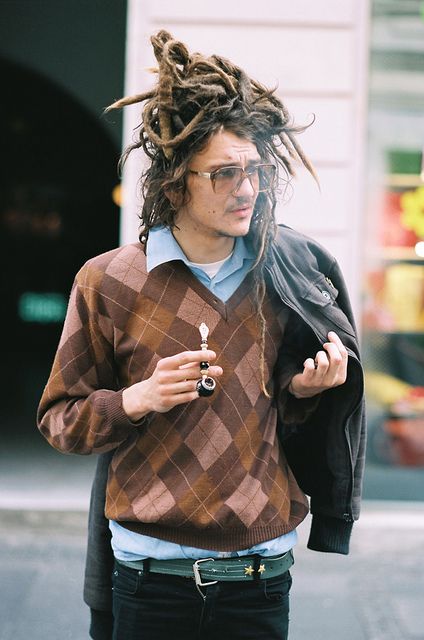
[169,260,254,321]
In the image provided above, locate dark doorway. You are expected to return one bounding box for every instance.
[0,58,121,441]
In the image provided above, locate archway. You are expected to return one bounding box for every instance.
[0,58,121,440]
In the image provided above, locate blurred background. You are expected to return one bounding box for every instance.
[1,1,423,638]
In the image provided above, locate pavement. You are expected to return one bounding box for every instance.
[1,435,424,639]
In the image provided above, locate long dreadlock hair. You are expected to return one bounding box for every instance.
[107,30,316,396]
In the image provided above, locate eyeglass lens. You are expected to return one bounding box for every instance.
[213,165,275,194]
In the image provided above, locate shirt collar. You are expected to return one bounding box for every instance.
[146,225,254,274]
[146,225,187,272]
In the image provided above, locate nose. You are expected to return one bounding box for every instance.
[232,171,255,197]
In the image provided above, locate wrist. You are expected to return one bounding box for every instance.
[288,377,317,399]
[122,383,151,423]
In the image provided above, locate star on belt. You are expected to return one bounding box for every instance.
[244,564,266,576]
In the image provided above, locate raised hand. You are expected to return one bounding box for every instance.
[288,331,348,399]
[122,349,223,421]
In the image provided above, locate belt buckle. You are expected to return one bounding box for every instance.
[192,558,218,588]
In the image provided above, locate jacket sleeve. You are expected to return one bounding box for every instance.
[84,451,115,613]
[270,227,366,553]
[37,264,142,455]
[275,309,321,431]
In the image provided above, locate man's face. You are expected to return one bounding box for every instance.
[174,129,261,239]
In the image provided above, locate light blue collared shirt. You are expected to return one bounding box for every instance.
[110,225,297,560]
[146,224,255,302]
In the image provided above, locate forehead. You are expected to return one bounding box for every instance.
[193,130,260,167]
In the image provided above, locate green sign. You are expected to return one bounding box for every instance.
[18,292,67,324]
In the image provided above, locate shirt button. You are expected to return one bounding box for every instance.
[321,290,331,300]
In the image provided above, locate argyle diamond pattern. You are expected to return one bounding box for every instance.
[38,243,309,550]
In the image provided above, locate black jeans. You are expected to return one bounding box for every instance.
[112,561,292,640]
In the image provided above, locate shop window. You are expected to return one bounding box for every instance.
[363,0,424,495]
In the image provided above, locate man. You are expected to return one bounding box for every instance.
[38,31,365,640]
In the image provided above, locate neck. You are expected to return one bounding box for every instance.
[172,227,235,263]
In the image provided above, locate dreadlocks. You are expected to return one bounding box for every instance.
[107,30,316,395]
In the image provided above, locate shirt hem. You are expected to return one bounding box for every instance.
[112,511,308,553]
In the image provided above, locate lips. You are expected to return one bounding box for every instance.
[228,202,254,215]
[229,207,252,219]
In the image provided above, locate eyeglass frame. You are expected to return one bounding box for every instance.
[188,163,277,195]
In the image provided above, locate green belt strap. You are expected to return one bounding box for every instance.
[118,549,294,582]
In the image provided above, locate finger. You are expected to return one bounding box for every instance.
[179,361,215,371]
[314,350,330,372]
[206,365,223,378]
[161,350,217,369]
[155,387,200,411]
[164,379,198,394]
[303,357,316,371]
[168,390,200,406]
[322,342,343,366]
[179,361,196,370]
[322,343,347,385]
[154,366,202,386]
[324,338,348,375]
[179,362,223,375]
[327,332,348,357]
[176,365,205,380]
[301,358,317,380]
[172,365,224,383]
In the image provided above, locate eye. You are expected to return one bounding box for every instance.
[215,167,239,180]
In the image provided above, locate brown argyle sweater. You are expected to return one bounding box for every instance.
[38,243,309,550]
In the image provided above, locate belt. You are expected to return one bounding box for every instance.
[118,549,294,589]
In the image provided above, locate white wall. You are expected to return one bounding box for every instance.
[120,0,370,315]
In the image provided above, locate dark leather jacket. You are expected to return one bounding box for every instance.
[83,225,366,613]
[268,225,366,555]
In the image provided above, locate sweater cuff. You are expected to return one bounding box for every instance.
[307,513,353,555]
[105,389,147,427]
[95,389,147,443]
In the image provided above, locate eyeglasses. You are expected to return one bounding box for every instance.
[188,164,276,195]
